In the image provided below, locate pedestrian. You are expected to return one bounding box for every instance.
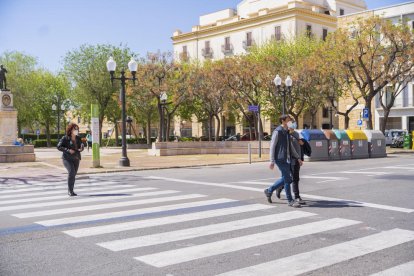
[275,120,306,205]
[57,123,84,196]
[86,131,92,152]
[264,115,302,208]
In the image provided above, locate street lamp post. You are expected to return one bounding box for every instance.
[106,56,138,167]
[273,75,292,115]
[160,92,168,142]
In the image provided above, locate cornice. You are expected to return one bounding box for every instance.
[171,8,337,44]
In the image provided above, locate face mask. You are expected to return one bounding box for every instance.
[73,130,79,136]
[287,121,294,129]
[291,122,297,129]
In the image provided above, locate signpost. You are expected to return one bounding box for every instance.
[362,108,369,121]
[248,105,262,158]
[91,104,100,168]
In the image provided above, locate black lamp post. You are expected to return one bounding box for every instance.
[160,92,168,142]
[106,56,137,167]
[52,96,66,135]
[273,75,292,115]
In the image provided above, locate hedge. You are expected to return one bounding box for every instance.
[33,139,59,148]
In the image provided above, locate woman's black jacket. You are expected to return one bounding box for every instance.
[57,135,82,161]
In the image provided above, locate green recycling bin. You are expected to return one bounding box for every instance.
[404,134,412,149]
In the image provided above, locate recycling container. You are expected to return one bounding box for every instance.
[363,130,387,158]
[323,130,340,160]
[332,130,351,160]
[301,129,329,161]
[404,134,412,149]
[345,130,369,159]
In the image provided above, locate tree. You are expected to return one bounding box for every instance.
[63,44,134,142]
[0,51,38,133]
[332,16,414,129]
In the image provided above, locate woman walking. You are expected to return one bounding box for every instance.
[57,123,84,196]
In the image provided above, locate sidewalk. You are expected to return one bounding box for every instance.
[1,148,269,177]
[1,147,412,178]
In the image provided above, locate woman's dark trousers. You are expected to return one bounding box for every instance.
[63,158,80,193]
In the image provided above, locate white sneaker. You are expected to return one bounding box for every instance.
[288,200,301,208]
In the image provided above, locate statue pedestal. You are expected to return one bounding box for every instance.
[0,89,35,162]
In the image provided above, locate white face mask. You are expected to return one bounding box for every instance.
[287,121,294,129]
[73,130,79,136]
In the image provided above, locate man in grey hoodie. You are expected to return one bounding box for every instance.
[264,115,302,208]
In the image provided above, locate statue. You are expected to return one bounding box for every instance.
[0,65,8,90]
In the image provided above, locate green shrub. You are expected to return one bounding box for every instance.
[33,139,59,148]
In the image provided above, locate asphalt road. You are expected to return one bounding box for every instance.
[1,154,414,276]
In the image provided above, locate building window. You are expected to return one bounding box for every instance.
[322,107,329,118]
[225,37,231,51]
[205,41,210,54]
[275,26,281,41]
[246,32,253,46]
[306,25,312,38]
[340,9,345,16]
[412,21,414,30]
[180,45,189,61]
[324,10,330,15]
[323,28,328,41]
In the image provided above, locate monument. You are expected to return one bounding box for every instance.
[0,65,35,162]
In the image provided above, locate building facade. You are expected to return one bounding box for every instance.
[338,1,414,132]
[172,0,367,137]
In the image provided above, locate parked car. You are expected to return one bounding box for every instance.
[384,129,407,146]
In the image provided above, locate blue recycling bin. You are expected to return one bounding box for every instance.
[301,129,329,161]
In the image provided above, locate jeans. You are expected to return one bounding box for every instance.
[63,158,80,192]
[268,160,294,202]
[277,160,301,199]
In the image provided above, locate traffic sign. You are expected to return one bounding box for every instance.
[248,105,259,112]
[357,120,363,126]
[362,108,369,121]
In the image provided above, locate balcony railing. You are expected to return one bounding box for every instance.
[242,39,255,50]
[202,47,214,59]
[221,44,234,55]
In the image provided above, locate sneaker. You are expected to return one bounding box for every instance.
[264,189,272,203]
[296,197,306,205]
[276,187,282,199]
[288,200,301,208]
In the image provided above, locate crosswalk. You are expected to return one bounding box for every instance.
[0,179,413,275]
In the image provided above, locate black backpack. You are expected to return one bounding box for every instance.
[301,139,312,157]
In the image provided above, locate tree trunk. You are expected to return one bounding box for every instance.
[146,115,152,145]
[208,114,213,141]
[364,96,373,130]
[46,123,51,147]
[344,115,350,129]
[221,115,226,137]
[166,113,171,142]
[114,122,119,146]
[214,114,220,141]
[381,109,391,134]
[310,112,317,129]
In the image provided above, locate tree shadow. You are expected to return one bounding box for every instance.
[303,200,363,209]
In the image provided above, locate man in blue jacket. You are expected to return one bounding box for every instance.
[264,115,302,208]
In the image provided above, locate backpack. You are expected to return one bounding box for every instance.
[301,139,312,157]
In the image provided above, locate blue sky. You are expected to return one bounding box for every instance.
[0,0,409,72]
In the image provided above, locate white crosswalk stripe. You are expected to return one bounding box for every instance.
[0,184,138,201]
[64,203,274,238]
[0,181,120,194]
[135,218,361,267]
[0,188,155,205]
[98,211,316,251]
[370,260,414,276]
[218,229,414,276]
[0,188,165,212]
[35,197,229,226]
[12,191,186,218]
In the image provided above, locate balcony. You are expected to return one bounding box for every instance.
[179,52,189,62]
[242,39,255,51]
[202,47,214,59]
[221,44,234,55]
